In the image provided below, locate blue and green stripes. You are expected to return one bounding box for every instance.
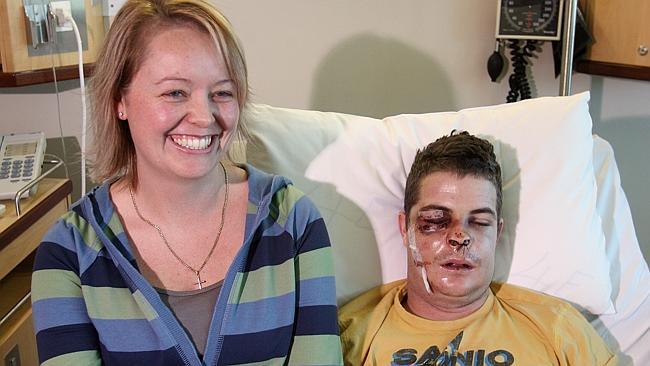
[32,165,342,365]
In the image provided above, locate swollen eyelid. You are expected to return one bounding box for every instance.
[417,221,447,233]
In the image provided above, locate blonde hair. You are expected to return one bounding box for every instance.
[88,0,248,187]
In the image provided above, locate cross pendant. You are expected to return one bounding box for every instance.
[195,271,207,290]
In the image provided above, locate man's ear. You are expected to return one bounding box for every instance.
[398,210,409,248]
[497,218,504,243]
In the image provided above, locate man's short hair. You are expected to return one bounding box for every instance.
[403,131,502,222]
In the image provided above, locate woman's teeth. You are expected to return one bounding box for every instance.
[171,135,213,150]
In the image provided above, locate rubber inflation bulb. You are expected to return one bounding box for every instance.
[487,51,504,82]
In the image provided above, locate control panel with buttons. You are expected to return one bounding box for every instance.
[0,132,46,200]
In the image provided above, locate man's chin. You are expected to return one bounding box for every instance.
[430,280,488,302]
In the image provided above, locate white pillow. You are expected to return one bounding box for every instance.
[244,92,614,315]
[244,105,386,304]
[591,135,650,361]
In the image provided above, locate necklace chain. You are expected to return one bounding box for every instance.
[129,161,228,288]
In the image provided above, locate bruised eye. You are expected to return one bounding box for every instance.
[417,220,448,233]
[416,209,450,233]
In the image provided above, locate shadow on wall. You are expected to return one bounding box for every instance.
[589,78,650,265]
[310,34,456,118]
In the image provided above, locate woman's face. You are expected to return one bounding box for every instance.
[118,24,239,184]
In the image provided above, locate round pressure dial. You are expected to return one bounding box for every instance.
[497,0,563,40]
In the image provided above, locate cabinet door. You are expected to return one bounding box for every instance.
[585,0,650,67]
[0,303,38,366]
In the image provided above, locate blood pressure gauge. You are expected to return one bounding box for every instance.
[496,0,564,40]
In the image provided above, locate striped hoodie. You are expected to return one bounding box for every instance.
[31,165,343,365]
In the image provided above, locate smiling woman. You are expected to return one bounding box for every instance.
[116,25,238,185]
[29,1,342,365]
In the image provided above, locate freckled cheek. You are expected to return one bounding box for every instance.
[139,106,181,128]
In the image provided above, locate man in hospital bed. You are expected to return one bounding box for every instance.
[338,131,617,365]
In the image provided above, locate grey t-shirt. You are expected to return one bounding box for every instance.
[156,280,223,357]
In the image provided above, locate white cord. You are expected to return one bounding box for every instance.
[50,44,71,183]
[68,17,87,196]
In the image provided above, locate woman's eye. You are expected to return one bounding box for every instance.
[164,90,186,98]
[212,90,235,101]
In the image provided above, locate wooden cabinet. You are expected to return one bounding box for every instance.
[577,0,650,80]
[0,179,72,366]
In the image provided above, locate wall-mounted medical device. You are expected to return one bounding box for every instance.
[22,0,90,56]
[487,0,564,102]
[496,0,563,41]
[23,1,51,48]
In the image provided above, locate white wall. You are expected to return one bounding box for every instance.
[1,0,648,263]
[0,80,83,138]
[217,0,650,263]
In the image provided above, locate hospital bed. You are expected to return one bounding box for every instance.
[241,92,650,365]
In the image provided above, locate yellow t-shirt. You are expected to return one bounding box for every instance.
[339,280,618,366]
